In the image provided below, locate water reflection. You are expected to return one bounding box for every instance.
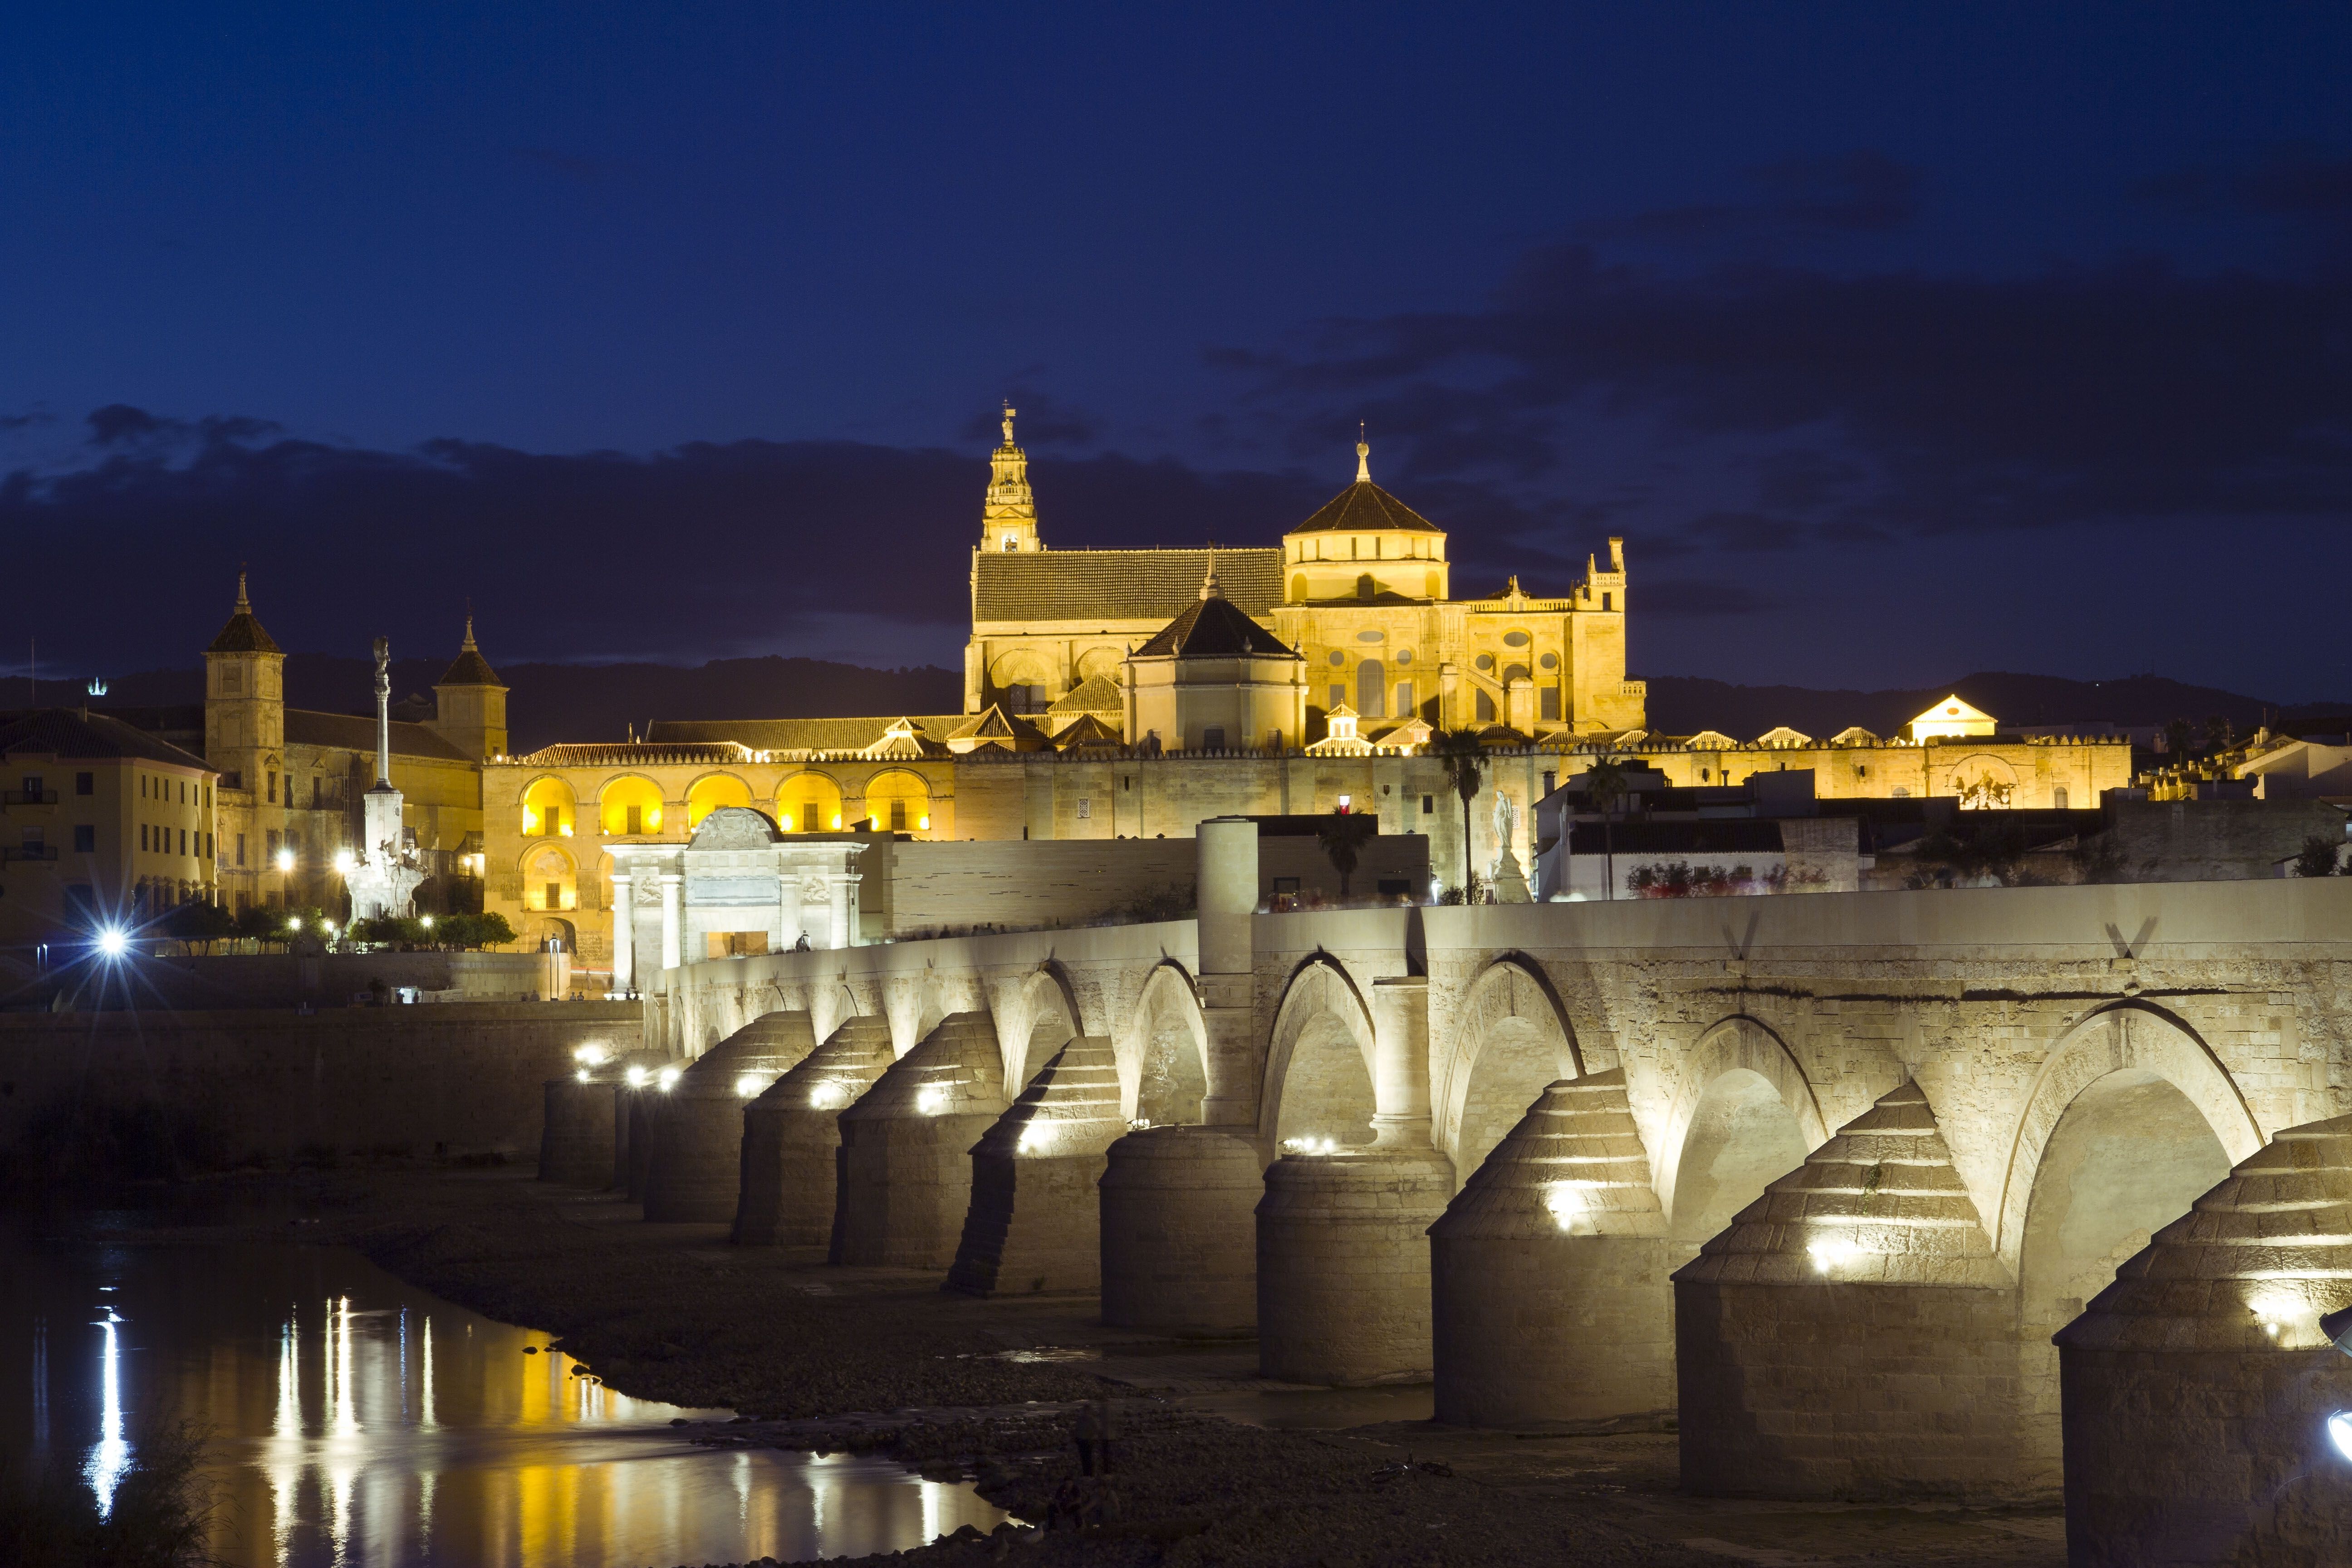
[2,1234,1005,1566]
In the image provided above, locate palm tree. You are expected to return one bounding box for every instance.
[1583,755,1631,901]
[1316,808,1378,900]
[1434,727,1487,899]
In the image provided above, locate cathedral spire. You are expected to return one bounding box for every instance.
[1200,546,1223,601]
[1355,423,1371,484]
[235,565,251,613]
[981,400,1041,552]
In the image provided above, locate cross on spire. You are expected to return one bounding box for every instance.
[1355,422,1371,484]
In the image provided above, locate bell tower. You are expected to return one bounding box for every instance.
[431,613,509,761]
[980,403,1041,554]
[203,571,285,801]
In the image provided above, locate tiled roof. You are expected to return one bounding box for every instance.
[284,709,475,762]
[507,740,758,768]
[973,548,1281,622]
[1134,593,1299,660]
[649,715,968,754]
[206,608,281,654]
[1054,713,1126,749]
[439,648,503,686]
[0,709,215,769]
[1288,480,1443,536]
[947,705,1052,751]
[1048,674,1124,714]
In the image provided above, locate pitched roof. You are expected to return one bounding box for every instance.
[1047,674,1123,714]
[1288,479,1444,535]
[0,709,215,770]
[648,715,967,754]
[1133,592,1299,660]
[438,620,504,687]
[973,548,1281,622]
[206,575,282,654]
[284,709,474,762]
[1052,713,1126,749]
[506,740,759,768]
[946,704,1052,751]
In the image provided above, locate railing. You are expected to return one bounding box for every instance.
[0,789,59,806]
[1,843,59,862]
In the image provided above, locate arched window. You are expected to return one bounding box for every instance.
[524,846,577,911]
[1290,574,1307,602]
[862,769,932,834]
[1356,659,1386,719]
[685,773,751,828]
[598,775,664,836]
[776,772,844,833]
[521,778,577,839]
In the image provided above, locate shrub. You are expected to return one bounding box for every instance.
[2294,836,2343,878]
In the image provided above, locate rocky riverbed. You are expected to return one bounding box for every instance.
[60,1163,2065,1567]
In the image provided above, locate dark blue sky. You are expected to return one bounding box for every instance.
[7,5,2352,702]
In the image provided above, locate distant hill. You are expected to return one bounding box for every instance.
[1642,671,2351,741]
[88,656,965,755]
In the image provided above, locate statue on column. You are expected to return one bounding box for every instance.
[1487,790,1532,904]
[345,637,428,923]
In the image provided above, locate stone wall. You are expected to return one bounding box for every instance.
[2100,797,2345,882]
[0,1002,640,1163]
[83,949,568,1009]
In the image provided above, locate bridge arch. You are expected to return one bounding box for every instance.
[993,962,1081,1092]
[1655,1015,1829,1259]
[1999,1000,2260,1481]
[1436,956,1583,1186]
[1124,960,1207,1127]
[1261,956,1378,1153]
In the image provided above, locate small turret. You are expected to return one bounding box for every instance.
[431,612,509,761]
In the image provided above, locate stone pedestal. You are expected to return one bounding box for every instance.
[947,1037,1125,1295]
[642,1014,816,1224]
[1257,1147,1452,1384]
[2059,1113,2352,1564]
[1100,1125,1264,1333]
[1431,1072,1672,1425]
[734,1016,895,1247]
[835,1013,1005,1270]
[1675,1081,2021,1500]
[539,1077,618,1187]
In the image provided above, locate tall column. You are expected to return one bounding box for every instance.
[1369,975,1432,1150]
[1195,817,1259,1127]
[658,871,683,977]
[610,870,635,995]
[827,871,859,949]
[777,864,804,951]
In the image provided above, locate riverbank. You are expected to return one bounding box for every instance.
[43,1164,2064,1567]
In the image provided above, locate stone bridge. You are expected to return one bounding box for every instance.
[610,819,2352,1539]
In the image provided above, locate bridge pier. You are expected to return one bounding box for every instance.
[642,1014,817,1223]
[835,1012,1005,1269]
[946,1036,1124,1294]
[734,1016,894,1247]
[2059,1113,2352,1563]
[1100,1125,1263,1332]
[1675,1081,2022,1500]
[1430,1071,1672,1425]
[540,1075,618,1187]
[1259,975,1451,1383]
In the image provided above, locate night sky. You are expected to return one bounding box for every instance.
[6,6,2351,702]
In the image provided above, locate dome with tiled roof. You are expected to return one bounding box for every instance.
[205,572,281,655]
[437,616,504,688]
[1287,438,1444,535]
[1132,560,1299,661]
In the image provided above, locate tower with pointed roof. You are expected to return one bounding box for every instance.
[204,571,286,815]
[1125,560,1306,752]
[431,614,509,762]
[980,404,1041,554]
[1279,434,1452,606]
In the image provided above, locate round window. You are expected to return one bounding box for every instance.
[1356,629,1384,643]
[1329,650,1345,666]
[1396,650,1413,666]
[1475,653,1494,672]
[1539,652,1557,670]
[1503,630,1531,647]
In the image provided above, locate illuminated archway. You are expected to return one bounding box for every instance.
[597,774,665,836]
[684,773,751,828]
[775,771,844,833]
[862,769,932,834]
[520,776,577,839]
[522,843,578,912]
[1654,1016,1828,1265]
[1262,959,1377,1151]
[1126,962,1208,1127]
[1437,957,1580,1187]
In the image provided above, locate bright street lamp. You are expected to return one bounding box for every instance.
[275,846,295,873]
[333,849,355,875]
[95,927,127,958]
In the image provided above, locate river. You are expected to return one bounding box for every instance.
[0,1217,1006,1566]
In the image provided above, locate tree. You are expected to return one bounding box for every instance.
[438,911,517,950]
[163,901,237,954]
[1582,755,1632,902]
[2162,717,2198,759]
[1315,808,1378,900]
[2294,835,2343,878]
[1433,728,1487,899]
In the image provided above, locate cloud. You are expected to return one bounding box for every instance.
[1226,245,2352,541]
[2141,142,2352,219]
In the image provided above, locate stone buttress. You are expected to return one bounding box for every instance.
[642,1014,817,1223]
[1674,1080,2020,1500]
[732,1016,893,1247]
[1429,1071,1672,1425]
[2058,1114,2352,1568]
[834,1012,1006,1269]
[542,1047,666,1189]
[945,1036,1125,1294]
